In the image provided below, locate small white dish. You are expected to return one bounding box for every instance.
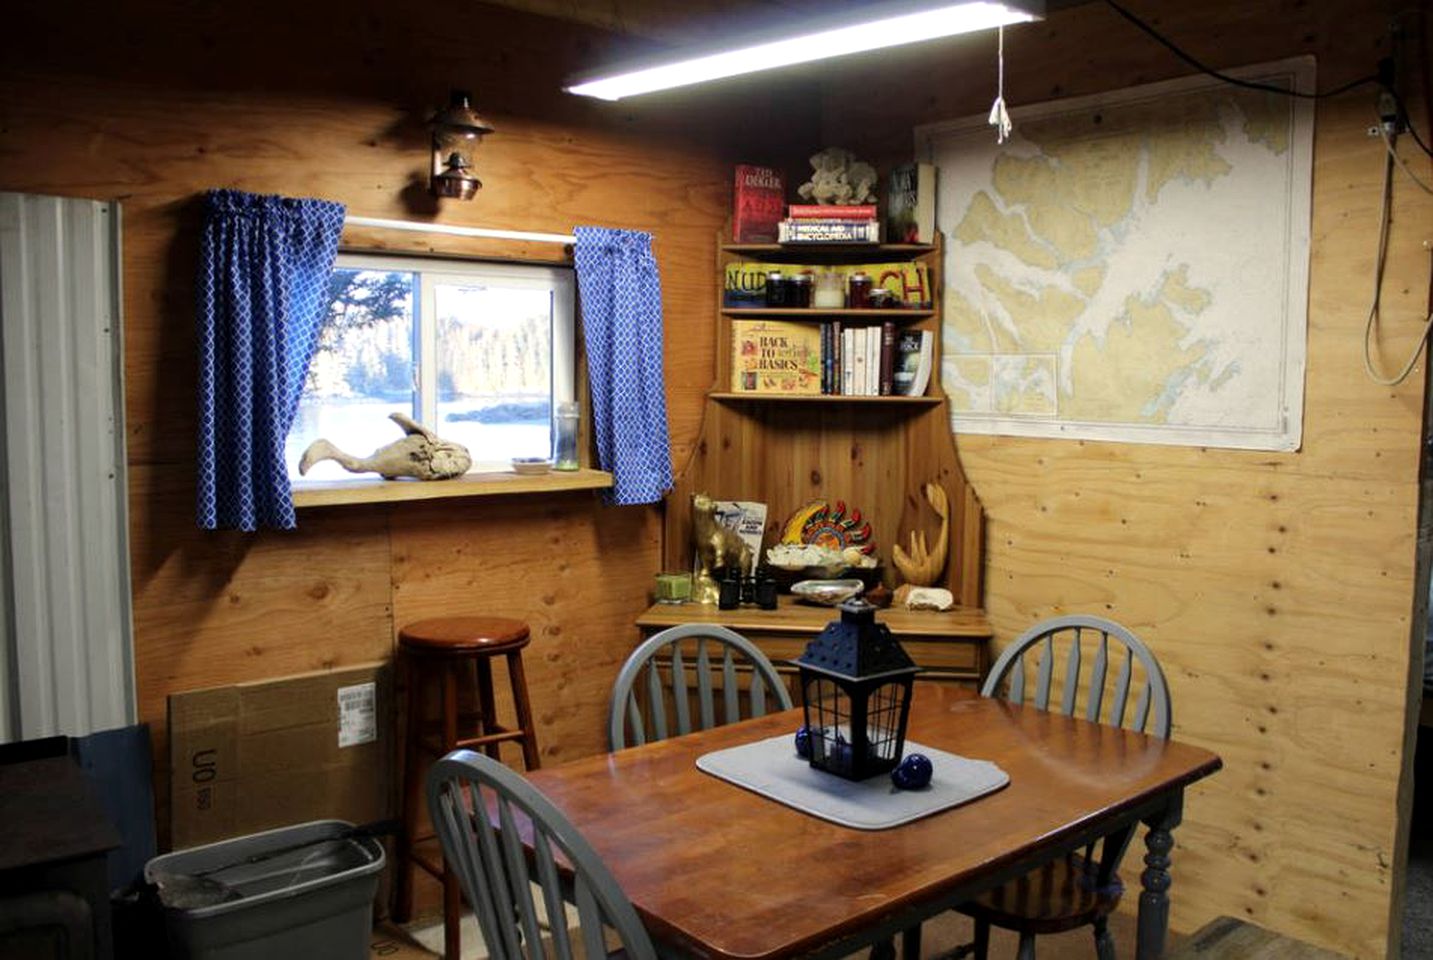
[511,457,552,476]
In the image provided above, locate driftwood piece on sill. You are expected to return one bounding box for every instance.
[298,413,472,481]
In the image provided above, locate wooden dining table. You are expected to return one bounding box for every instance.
[523,682,1222,960]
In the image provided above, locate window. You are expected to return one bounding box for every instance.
[288,253,576,482]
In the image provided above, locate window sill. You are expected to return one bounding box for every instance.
[291,467,614,508]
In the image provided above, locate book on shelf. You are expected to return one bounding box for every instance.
[842,328,855,395]
[867,326,881,396]
[885,162,936,244]
[731,319,823,394]
[787,203,877,220]
[733,164,785,244]
[778,219,880,244]
[892,329,934,397]
[879,320,896,396]
[825,325,836,395]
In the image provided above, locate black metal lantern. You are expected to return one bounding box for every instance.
[795,599,920,781]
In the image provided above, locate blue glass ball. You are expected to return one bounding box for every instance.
[891,753,934,790]
[794,725,812,759]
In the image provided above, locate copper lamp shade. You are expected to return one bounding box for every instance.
[429,90,493,200]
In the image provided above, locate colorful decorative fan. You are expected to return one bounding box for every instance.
[778,500,874,554]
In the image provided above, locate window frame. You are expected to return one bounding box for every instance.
[295,251,579,481]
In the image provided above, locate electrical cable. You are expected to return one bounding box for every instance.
[1363,147,1433,386]
[1101,0,1379,100]
[1386,86,1433,159]
[1100,0,1433,159]
[1381,120,1433,195]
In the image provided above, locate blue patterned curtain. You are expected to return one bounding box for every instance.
[196,189,346,530]
[572,227,673,506]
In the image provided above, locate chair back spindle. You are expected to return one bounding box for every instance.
[609,625,793,751]
[982,615,1171,738]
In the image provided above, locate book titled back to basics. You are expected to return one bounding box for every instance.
[733,164,785,243]
[731,320,822,395]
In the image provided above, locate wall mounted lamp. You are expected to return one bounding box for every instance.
[430,90,494,200]
[563,0,1043,101]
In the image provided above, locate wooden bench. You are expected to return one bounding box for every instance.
[1167,917,1348,959]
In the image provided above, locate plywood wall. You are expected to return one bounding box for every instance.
[3,0,1431,954]
[0,0,817,843]
[821,2,1433,956]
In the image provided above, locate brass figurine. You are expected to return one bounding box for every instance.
[691,492,752,605]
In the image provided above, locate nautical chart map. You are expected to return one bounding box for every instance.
[919,58,1313,450]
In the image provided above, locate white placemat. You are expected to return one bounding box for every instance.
[696,734,1009,830]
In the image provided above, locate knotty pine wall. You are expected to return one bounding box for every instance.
[0,0,816,843]
[823,2,1433,956]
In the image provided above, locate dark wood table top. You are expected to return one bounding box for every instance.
[525,682,1221,960]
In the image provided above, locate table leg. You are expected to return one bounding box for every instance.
[902,923,922,960]
[1136,792,1184,960]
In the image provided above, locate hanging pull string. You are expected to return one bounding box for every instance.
[988,25,1013,144]
[1362,147,1433,386]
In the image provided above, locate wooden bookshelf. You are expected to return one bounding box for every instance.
[656,233,989,674]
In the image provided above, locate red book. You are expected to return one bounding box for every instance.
[787,203,878,219]
[733,165,784,243]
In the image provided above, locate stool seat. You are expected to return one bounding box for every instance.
[398,616,530,655]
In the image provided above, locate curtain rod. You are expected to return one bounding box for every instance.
[344,215,576,245]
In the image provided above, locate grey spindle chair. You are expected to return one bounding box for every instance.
[608,624,793,751]
[427,749,658,960]
[951,615,1172,960]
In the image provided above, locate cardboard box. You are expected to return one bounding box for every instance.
[169,663,393,849]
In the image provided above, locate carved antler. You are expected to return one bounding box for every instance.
[892,482,949,587]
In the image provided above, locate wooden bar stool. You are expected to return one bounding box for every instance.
[393,616,541,959]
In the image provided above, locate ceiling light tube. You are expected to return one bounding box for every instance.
[565,0,1043,101]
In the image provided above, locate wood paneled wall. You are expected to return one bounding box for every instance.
[0,0,817,842]
[822,2,1433,956]
[3,0,1431,954]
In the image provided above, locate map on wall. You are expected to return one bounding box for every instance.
[917,57,1314,450]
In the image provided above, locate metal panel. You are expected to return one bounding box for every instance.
[0,192,134,740]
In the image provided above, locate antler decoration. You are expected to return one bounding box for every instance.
[892,482,949,587]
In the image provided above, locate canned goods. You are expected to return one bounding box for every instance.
[791,272,813,308]
[764,270,787,307]
[848,271,872,309]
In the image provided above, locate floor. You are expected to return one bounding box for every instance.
[385,904,1178,960]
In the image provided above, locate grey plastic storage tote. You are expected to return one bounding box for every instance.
[143,819,383,960]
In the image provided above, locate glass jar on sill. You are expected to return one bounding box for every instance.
[553,401,580,471]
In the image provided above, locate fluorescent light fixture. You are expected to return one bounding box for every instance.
[565,1,1043,101]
